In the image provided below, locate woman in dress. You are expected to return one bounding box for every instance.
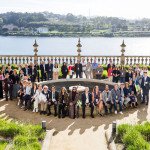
[69,87,79,119]
[0,71,4,99]
[58,87,69,118]
[92,86,103,116]
[53,63,59,80]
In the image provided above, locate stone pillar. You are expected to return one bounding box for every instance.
[120,40,126,65]
[76,38,82,61]
[33,40,39,64]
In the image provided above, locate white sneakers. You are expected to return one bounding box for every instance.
[120,111,123,115]
[114,111,123,115]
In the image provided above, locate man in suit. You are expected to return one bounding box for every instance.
[75,60,82,78]
[3,73,13,100]
[29,64,37,83]
[81,87,94,118]
[23,64,30,76]
[46,60,53,80]
[40,61,46,81]
[141,71,150,105]
[49,86,59,116]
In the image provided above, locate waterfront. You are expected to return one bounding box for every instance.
[0,36,150,56]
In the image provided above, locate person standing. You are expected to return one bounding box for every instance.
[58,87,69,118]
[81,58,87,78]
[69,87,79,119]
[92,59,98,79]
[0,71,4,99]
[111,84,123,114]
[108,66,113,82]
[112,67,120,83]
[85,62,93,79]
[68,61,74,79]
[11,69,20,99]
[40,61,47,81]
[3,73,10,101]
[61,62,68,79]
[30,64,37,83]
[120,66,126,83]
[81,87,94,118]
[53,63,59,80]
[75,60,82,78]
[95,64,103,80]
[46,60,53,80]
[141,71,150,105]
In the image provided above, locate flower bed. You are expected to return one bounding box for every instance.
[0,119,46,150]
[116,122,150,150]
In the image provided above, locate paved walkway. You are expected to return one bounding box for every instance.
[0,98,148,150]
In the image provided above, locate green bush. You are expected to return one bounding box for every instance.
[0,119,45,150]
[117,122,150,150]
[0,121,21,138]
[0,141,8,150]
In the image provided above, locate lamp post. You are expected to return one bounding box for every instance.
[120,40,126,65]
[33,39,39,64]
[76,38,82,60]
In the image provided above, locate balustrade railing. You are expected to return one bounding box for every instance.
[0,55,150,65]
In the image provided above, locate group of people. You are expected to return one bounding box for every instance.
[0,59,150,118]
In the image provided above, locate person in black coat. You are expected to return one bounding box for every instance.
[45,60,53,80]
[40,61,46,81]
[23,64,30,76]
[29,64,37,83]
[75,60,82,78]
[81,87,94,118]
[112,67,120,83]
[49,86,59,116]
[141,71,150,105]
[0,71,4,99]
[61,62,68,79]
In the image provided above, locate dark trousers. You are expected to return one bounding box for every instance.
[142,89,149,104]
[47,101,57,115]
[82,103,94,117]
[113,77,119,83]
[41,73,47,81]
[120,77,125,83]
[96,74,102,80]
[103,101,113,114]
[47,72,53,80]
[76,71,82,78]
[5,88,13,100]
[113,100,122,111]
[58,103,67,117]
[24,94,31,109]
[0,81,3,99]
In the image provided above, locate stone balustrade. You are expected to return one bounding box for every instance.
[0,55,150,65]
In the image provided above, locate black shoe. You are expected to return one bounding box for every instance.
[91,115,94,118]
[58,115,61,118]
[40,111,43,115]
[141,101,145,104]
[146,103,148,105]
[47,113,51,116]
[54,113,57,117]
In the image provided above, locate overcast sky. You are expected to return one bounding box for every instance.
[0,0,150,19]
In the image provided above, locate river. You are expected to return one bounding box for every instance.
[0,36,150,56]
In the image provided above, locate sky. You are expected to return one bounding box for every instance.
[0,0,150,19]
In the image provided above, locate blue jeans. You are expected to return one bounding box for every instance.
[120,77,125,83]
[113,100,122,111]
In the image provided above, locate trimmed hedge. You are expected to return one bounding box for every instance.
[117,122,150,150]
[0,119,46,150]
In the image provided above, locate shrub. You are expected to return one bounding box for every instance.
[0,141,8,150]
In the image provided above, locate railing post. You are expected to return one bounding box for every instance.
[33,40,39,64]
[120,40,126,65]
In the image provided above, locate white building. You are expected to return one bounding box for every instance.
[37,27,49,33]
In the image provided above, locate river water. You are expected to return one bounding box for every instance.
[0,36,150,56]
